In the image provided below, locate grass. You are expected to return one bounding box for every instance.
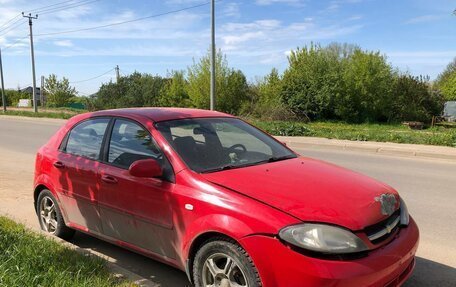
[0,216,134,287]
[250,119,456,147]
[0,109,80,119]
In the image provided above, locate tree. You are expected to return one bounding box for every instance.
[158,71,190,107]
[187,49,248,114]
[94,72,167,109]
[390,74,443,122]
[252,68,292,120]
[435,58,456,100]
[338,49,394,122]
[44,74,76,107]
[281,43,354,120]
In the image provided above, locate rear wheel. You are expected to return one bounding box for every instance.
[193,238,261,287]
[37,190,75,240]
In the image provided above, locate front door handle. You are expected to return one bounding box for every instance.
[53,161,65,169]
[101,175,118,184]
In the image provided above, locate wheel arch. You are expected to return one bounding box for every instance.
[34,184,49,211]
[186,231,238,284]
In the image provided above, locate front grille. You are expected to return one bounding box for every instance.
[365,209,401,244]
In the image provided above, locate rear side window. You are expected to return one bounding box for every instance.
[65,118,110,160]
[108,119,161,169]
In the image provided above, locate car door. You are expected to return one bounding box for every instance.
[97,118,176,258]
[56,117,110,234]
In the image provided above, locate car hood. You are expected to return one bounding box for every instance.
[201,157,399,231]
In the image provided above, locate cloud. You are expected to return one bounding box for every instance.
[404,14,442,24]
[255,0,304,6]
[53,40,73,47]
[325,0,363,12]
[222,2,240,18]
[219,18,363,65]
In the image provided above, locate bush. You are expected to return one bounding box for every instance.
[2,89,28,106]
[93,72,167,110]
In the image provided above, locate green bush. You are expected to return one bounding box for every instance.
[2,90,28,106]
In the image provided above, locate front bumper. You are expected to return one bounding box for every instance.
[240,217,419,287]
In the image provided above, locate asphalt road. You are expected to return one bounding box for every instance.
[0,116,455,286]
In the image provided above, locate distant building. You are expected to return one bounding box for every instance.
[20,86,44,106]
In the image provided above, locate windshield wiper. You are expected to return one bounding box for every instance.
[266,154,297,163]
[202,164,239,173]
[202,155,297,173]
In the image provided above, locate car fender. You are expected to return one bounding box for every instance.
[182,213,257,260]
[34,173,68,220]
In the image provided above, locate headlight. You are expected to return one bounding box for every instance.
[279,223,368,254]
[400,198,410,226]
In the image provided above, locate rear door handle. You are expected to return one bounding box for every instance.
[101,175,118,184]
[53,161,65,169]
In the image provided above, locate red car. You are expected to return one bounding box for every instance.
[34,108,419,287]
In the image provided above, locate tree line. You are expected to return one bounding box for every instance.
[3,42,455,123]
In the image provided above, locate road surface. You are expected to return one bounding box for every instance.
[0,116,455,286]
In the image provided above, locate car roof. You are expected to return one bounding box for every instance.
[85,107,234,122]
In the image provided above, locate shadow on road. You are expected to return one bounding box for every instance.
[69,232,190,287]
[404,257,456,287]
[69,232,455,287]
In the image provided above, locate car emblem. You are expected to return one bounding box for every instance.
[375,194,397,216]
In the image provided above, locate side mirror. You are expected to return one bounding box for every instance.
[129,159,162,178]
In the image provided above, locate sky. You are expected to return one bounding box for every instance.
[0,0,455,95]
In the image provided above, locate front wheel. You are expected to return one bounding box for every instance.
[37,189,75,240]
[193,238,262,287]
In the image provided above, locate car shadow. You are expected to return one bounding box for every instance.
[68,231,456,287]
[69,231,191,287]
[403,257,455,287]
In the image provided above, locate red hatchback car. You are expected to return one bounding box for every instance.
[34,108,419,287]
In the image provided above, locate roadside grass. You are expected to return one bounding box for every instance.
[250,119,456,147]
[0,216,133,287]
[1,109,80,119]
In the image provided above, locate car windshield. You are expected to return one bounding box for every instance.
[155,117,297,173]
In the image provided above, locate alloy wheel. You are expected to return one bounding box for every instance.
[202,253,248,287]
[39,196,58,234]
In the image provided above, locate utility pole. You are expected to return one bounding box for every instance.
[210,0,216,111]
[23,12,38,113]
[0,48,6,112]
[115,65,120,83]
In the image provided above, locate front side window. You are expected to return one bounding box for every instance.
[108,119,162,169]
[65,118,109,160]
[156,118,296,173]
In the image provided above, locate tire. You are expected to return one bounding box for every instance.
[36,189,75,240]
[193,238,262,287]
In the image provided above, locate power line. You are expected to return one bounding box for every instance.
[0,0,74,31]
[69,68,115,84]
[27,0,86,14]
[0,0,97,34]
[0,20,27,36]
[0,14,21,30]
[38,0,100,16]
[35,1,215,37]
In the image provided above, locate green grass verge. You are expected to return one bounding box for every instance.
[0,110,78,119]
[0,216,133,287]
[250,120,456,147]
